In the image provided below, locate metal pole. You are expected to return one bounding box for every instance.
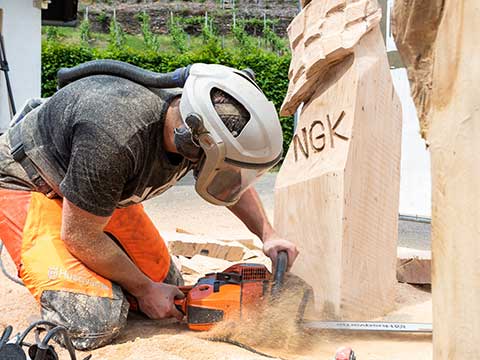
[398,214,432,224]
[0,33,16,118]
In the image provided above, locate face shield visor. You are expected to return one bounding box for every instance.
[180,63,283,206]
[186,115,279,206]
[194,156,270,205]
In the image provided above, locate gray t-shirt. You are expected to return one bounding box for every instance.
[0,75,191,216]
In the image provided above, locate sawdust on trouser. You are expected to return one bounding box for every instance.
[41,284,129,350]
[203,274,315,358]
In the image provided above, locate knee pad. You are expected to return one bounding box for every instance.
[40,284,128,350]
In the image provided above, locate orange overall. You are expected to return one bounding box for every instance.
[0,189,177,350]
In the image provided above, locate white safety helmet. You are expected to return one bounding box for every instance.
[180,63,283,206]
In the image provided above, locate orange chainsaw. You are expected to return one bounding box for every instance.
[173,251,433,334]
[174,252,292,331]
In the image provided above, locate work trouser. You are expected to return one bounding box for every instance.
[0,189,182,350]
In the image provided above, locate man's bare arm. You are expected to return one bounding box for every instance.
[227,187,299,268]
[61,199,183,319]
[227,187,275,240]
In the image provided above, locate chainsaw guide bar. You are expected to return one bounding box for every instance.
[302,320,432,333]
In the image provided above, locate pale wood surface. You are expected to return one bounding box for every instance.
[177,255,233,275]
[275,27,402,320]
[281,0,381,116]
[161,231,246,261]
[393,1,480,358]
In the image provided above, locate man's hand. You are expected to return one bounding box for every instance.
[62,199,186,322]
[136,282,185,321]
[262,234,299,270]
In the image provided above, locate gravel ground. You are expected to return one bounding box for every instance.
[0,172,432,360]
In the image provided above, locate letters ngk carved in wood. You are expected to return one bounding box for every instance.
[293,111,349,162]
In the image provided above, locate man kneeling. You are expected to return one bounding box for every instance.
[0,62,298,349]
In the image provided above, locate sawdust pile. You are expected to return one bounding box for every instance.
[202,274,315,358]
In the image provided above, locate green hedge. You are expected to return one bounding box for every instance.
[42,42,293,151]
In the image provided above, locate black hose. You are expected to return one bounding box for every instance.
[16,321,58,346]
[57,59,191,90]
[40,326,76,360]
[0,325,12,348]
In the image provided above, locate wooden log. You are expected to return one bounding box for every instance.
[392,1,480,357]
[396,247,431,285]
[275,25,402,319]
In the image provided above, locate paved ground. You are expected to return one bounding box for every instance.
[144,172,431,250]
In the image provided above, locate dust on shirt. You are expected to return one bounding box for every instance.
[0,75,192,216]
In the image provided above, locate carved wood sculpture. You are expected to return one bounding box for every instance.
[392,1,480,358]
[275,0,402,319]
[280,0,382,117]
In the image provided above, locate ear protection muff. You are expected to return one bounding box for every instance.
[173,113,206,162]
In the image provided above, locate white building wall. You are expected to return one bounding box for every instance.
[0,0,42,132]
[391,69,432,217]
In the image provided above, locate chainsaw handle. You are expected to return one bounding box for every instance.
[271,250,288,298]
[174,285,192,315]
[174,298,186,315]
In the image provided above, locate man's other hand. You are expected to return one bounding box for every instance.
[262,235,299,270]
[136,282,185,321]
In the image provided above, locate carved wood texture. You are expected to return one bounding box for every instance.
[275,26,402,319]
[281,0,381,116]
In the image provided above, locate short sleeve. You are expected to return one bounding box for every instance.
[59,123,133,217]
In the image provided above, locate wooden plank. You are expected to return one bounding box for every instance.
[234,239,260,250]
[161,232,246,261]
[178,255,233,275]
[397,247,431,284]
[174,229,261,251]
[393,1,480,357]
[275,26,401,320]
